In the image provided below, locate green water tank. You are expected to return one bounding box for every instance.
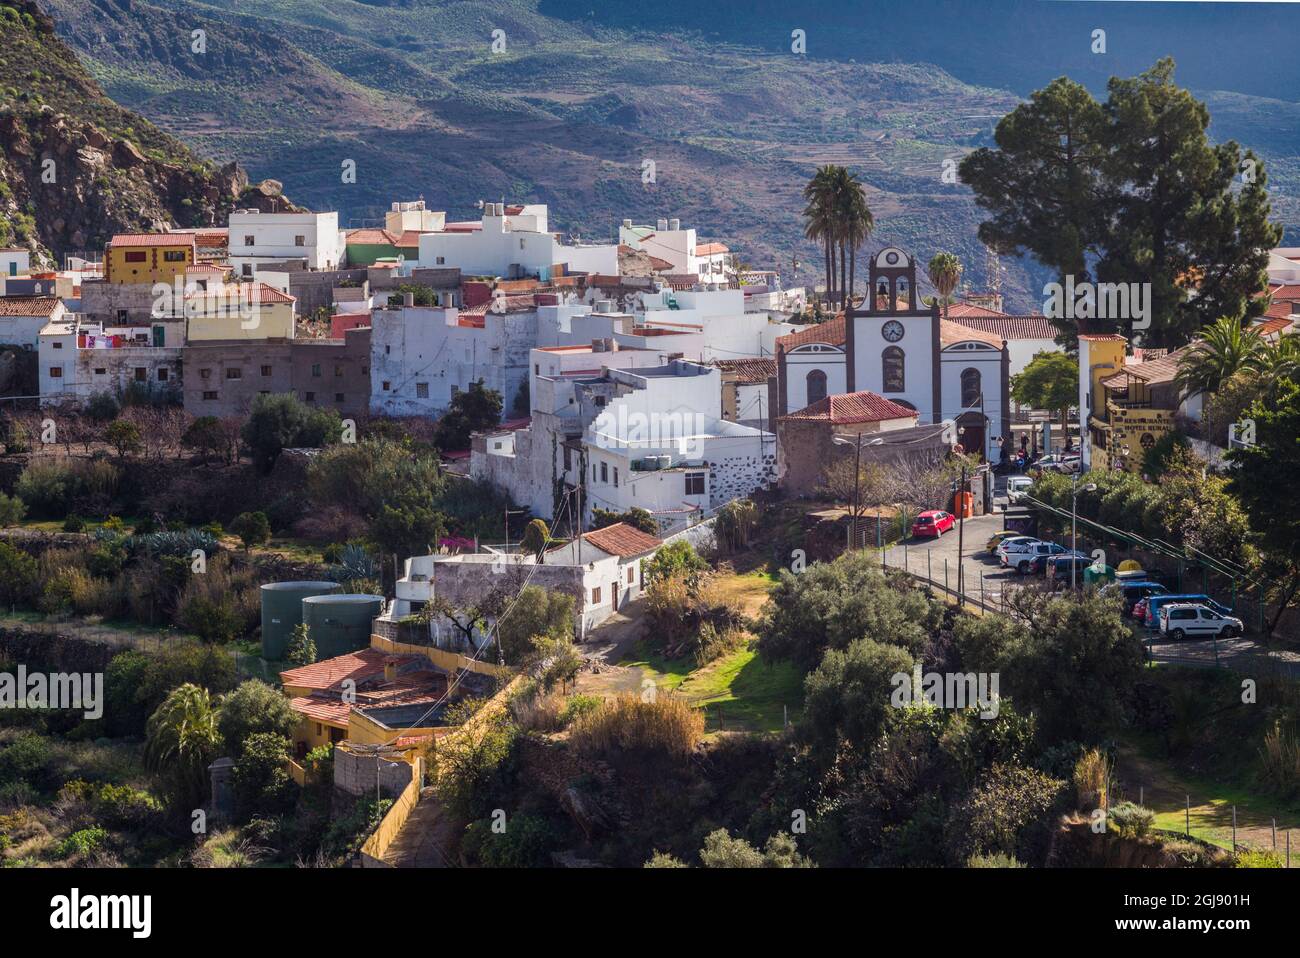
[302,594,385,660]
[260,581,342,661]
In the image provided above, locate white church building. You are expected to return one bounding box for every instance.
[775,248,1010,461]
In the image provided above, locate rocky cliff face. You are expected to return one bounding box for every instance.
[0,0,299,264]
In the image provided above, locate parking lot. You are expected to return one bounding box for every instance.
[879,513,1300,677]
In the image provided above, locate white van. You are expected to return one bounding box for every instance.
[1006,476,1034,503]
[1159,603,1244,640]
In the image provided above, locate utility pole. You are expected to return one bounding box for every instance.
[956,463,966,600]
[852,437,862,551]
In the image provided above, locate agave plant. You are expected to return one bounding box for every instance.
[130,529,219,559]
[329,542,378,592]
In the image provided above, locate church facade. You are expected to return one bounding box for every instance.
[776,247,1010,461]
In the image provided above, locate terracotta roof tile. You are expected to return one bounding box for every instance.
[575,522,662,558]
[940,319,1004,348]
[947,315,1057,340]
[1100,344,1196,389]
[110,233,195,248]
[946,302,1007,318]
[0,295,61,317]
[694,242,730,256]
[346,228,399,245]
[712,357,776,384]
[290,695,352,726]
[777,316,846,350]
[781,390,919,424]
[280,649,423,692]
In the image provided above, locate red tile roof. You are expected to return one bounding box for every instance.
[280,649,424,692]
[777,315,846,350]
[945,301,1006,318]
[290,695,352,726]
[185,282,295,305]
[947,315,1058,340]
[1263,299,1296,319]
[346,228,399,245]
[712,357,776,384]
[0,295,61,317]
[781,390,919,425]
[940,319,1004,348]
[1100,344,1195,389]
[110,233,195,248]
[1269,284,1300,301]
[1254,316,1294,336]
[695,242,730,256]
[575,522,663,558]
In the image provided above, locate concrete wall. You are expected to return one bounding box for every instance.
[334,745,413,799]
[182,326,370,418]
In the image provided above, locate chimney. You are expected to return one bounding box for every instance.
[669,218,680,231]
[384,658,397,683]
[622,219,633,228]
[605,338,617,352]
[656,218,669,231]
[592,338,606,352]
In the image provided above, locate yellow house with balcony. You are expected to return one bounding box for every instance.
[1079,333,1196,472]
[104,233,196,285]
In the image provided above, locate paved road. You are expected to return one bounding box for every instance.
[880,513,1300,677]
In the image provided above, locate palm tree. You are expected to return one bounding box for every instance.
[927,251,963,323]
[833,167,873,309]
[1174,316,1266,398]
[144,683,223,809]
[1253,333,1300,394]
[802,166,839,308]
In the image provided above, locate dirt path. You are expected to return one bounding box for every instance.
[1113,745,1297,860]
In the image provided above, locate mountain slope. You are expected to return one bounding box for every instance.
[0,0,298,261]
[26,0,1300,308]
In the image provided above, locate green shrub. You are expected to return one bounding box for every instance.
[967,851,1026,867]
[1107,801,1155,839]
[463,813,558,867]
[62,514,85,533]
[560,694,601,727]
[0,542,38,606]
[59,826,109,859]
[0,491,25,527]
[1235,849,1283,868]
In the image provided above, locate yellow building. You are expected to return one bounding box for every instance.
[277,644,500,761]
[185,281,296,341]
[103,233,196,285]
[1080,334,1192,473]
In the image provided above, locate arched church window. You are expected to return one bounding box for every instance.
[882,347,905,392]
[806,369,828,405]
[961,368,982,409]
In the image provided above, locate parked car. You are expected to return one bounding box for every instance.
[1035,453,1081,474]
[1159,603,1244,640]
[1005,476,1034,503]
[995,536,1040,564]
[1045,554,1097,585]
[1143,594,1234,629]
[911,510,955,538]
[1002,540,1073,574]
[986,530,1027,554]
[1102,580,1169,617]
[1030,549,1088,576]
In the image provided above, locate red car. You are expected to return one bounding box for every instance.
[911,510,955,538]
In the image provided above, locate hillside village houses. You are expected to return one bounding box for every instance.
[377,521,665,647]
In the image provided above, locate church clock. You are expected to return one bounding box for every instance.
[882,320,905,342]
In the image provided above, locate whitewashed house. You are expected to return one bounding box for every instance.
[417,203,617,280]
[228,210,344,278]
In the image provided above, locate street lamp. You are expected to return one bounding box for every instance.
[1071,474,1098,589]
[833,434,883,550]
